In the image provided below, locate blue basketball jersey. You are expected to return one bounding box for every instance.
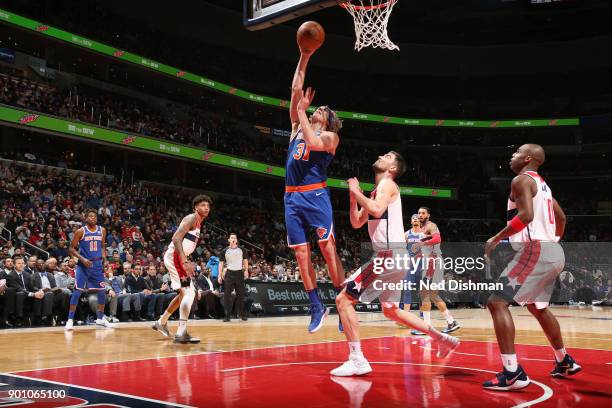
[285,129,333,187]
[79,225,104,263]
[405,229,423,257]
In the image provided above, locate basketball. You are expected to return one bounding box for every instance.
[297,21,325,53]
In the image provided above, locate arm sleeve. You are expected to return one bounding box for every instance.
[423,232,442,246]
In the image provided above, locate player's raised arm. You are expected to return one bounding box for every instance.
[296,88,339,153]
[290,51,312,133]
[552,198,566,239]
[172,214,195,265]
[348,179,368,229]
[348,178,396,219]
[69,228,91,268]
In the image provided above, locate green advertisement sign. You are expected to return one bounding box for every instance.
[0,105,454,198]
[0,8,580,129]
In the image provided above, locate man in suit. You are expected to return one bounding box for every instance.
[6,256,43,327]
[0,263,15,328]
[31,257,70,325]
[195,264,222,319]
[124,263,150,321]
[90,264,142,322]
[144,264,175,317]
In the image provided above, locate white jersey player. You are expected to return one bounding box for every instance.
[331,151,459,377]
[484,144,580,391]
[153,195,212,344]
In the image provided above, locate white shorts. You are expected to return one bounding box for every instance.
[164,249,194,291]
[496,241,564,309]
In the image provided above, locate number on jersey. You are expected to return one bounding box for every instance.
[90,241,98,252]
[293,142,311,161]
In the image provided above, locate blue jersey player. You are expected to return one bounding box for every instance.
[286,48,345,333]
[65,209,114,330]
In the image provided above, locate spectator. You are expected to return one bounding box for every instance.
[195,264,220,319]
[125,263,156,320]
[5,256,43,327]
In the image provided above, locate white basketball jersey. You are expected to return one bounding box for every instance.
[167,214,202,256]
[419,222,441,257]
[367,179,405,246]
[508,171,557,243]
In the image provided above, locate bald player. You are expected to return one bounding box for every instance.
[483,144,581,391]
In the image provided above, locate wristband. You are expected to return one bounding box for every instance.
[509,216,527,232]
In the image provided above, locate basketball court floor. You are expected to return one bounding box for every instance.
[0,306,610,407]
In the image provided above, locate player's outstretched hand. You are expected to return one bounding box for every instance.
[297,87,316,112]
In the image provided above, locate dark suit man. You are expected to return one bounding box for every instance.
[30,257,70,325]
[6,256,43,327]
[195,265,222,319]
[0,266,15,328]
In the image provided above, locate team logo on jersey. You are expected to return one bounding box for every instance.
[316,227,327,239]
[113,50,125,57]
[36,25,50,32]
[122,136,136,145]
[19,114,39,124]
[177,70,186,77]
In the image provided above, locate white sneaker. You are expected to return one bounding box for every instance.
[64,319,74,331]
[95,318,116,328]
[436,334,460,358]
[331,357,372,377]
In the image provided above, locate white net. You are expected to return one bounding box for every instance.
[341,0,399,52]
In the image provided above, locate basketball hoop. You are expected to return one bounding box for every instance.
[340,0,399,52]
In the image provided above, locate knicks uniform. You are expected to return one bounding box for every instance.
[75,225,105,291]
[403,228,424,304]
[497,171,564,308]
[164,214,202,290]
[345,179,407,304]
[284,129,334,247]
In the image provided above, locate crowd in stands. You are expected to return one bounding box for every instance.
[0,70,451,186]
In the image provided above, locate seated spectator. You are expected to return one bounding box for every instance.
[125,263,157,320]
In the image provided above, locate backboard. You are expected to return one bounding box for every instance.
[243,0,342,30]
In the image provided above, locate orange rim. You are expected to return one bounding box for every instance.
[340,0,397,11]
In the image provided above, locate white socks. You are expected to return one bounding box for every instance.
[501,354,518,372]
[349,341,363,358]
[423,311,431,326]
[553,347,567,362]
[176,287,195,336]
[177,319,187,336]
[159,311,172,325]
[443,310,454,324]
[427,325,444,341]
